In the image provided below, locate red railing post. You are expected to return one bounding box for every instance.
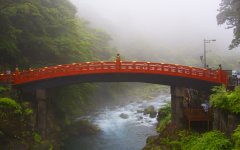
[147,62,150,71]
[204,69,209,79]
[189,67,192,76]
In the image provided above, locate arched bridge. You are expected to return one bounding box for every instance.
[0,55,228,91]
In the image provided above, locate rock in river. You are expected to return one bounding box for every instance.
[144,105,157,118]
[119,113,129,119]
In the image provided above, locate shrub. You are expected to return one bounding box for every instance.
[181,131,232,150]
[227,87,240,113]
[0,97,22,119]
[232,125,240,149]
[210,86,229,110]
[210,86,240,114]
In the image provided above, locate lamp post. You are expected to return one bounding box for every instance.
[203,39,216,68]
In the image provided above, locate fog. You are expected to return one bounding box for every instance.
[70,0,239,69]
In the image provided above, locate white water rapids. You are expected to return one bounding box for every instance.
[63,94,170,150]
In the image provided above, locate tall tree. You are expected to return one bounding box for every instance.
[217,0,240,49]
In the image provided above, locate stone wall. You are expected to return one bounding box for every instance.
[170,87,212,130]
[213,109,240,137]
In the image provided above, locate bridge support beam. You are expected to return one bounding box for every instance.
[36,89,47,139]
[171,86,185,128]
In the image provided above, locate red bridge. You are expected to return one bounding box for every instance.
[0,54,228,91]
[0,54,229,137]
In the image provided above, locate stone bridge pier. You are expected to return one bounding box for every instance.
[171,86,185,128]
[36,89,47,139]
[170,86,215,130]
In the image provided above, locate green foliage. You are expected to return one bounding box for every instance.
[227,87,240,113]
[210,86,229,110]
[157,102,171,118]
[49,144,53,150]
[0,98,33,120]
[0,95,38,149]
[210,86,240,114]
[161,137,181,150]
[0,0,115,69]
[181,131,232,150]
[0,0,116,148]
[232,125,240,149]
[0,97,22,117]
[157,103,171,132]
[146,129,233,150]
[24,108,33,116]
[0,97,33,123]
[179,131,199,149]
[0,85,15,99]
[157,114,171,133]
[217,0,240,49]
[34,132,42,143]
[0,0,115,127]
[0,86,9,92]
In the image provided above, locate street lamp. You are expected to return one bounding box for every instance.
[203,39,216,68]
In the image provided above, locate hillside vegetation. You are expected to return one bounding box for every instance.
[0,0,116,149]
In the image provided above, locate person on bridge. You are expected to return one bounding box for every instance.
[116,53,121,70]
[236,71,240,86]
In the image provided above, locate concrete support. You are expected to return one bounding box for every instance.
[171,86,185,128]
[36,89,47,139]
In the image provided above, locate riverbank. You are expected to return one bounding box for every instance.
[142,87,240,150]
[143,124,234,150]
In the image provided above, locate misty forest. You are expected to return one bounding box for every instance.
[0,0,240,150]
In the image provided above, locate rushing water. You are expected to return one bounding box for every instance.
[63,94,170,150]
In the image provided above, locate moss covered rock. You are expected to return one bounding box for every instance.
[144,105,157,118]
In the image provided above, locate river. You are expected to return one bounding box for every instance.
[63,94,170,150]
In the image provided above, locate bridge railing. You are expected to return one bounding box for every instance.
[0,61,227,85]
[0,73,13,83]
[120,61,219,79]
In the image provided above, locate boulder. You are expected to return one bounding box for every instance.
[144,105,157,118]
[119,113,129,119]
[137,116,143,120]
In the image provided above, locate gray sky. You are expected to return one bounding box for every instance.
[70,0,239,68]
